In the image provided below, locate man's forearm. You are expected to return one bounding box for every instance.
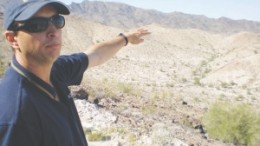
[84,34,127,68]
[85,28,151,68]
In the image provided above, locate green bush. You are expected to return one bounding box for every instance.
[0,66,5,77]
[193,77,201,85]
[118,82,134,94]
[88,132,103,141]
[117,82,141,96]
[203,101,260,146]
[0,58,7,77]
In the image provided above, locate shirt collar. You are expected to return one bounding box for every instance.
[11,56,57,98]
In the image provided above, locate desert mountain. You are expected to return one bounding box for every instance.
[56,13,260,97]
[1,0,260,33]
[69,0,260,33]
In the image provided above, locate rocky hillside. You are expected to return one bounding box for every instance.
[62,15,260,145]
[64,20,259,103]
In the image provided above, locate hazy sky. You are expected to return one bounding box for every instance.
[60,0,260,22]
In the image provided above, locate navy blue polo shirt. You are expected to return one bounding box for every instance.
[0,53,88,146]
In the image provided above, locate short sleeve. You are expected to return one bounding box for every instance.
[51,53,89,86]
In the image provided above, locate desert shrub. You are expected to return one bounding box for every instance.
[203,101,260,146]
[128,133,136,144]
[88,131,111,141]
[151,123,174,145]
[193,77,201,85]
[0,57,7,77]
[88,132,103,141]
[152,90,170,99]
[141,102,156,115]
[86,78,142,100]
[0,66,5,77]
[118,82,133,94]
[220,82,228,88]
[200,60,207,67]
[117,82,141,96]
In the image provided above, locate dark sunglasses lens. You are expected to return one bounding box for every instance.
[52,16,65,29]
[25,18,48,32]
[16,15,65,33]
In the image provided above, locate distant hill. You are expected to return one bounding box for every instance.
[69,0,260,33]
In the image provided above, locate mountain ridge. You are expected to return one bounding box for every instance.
[69,0,260,33]
[1,0,260,33]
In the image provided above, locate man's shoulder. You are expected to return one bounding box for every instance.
[0,85,20,125]
[51,52,88,75]
[0,73,29,125]
[54,52,87,64]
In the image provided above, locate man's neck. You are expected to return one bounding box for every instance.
[16,55,53,85]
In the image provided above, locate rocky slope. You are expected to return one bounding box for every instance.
[63,17,260,145]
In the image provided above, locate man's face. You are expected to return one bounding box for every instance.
[15,5,63,65]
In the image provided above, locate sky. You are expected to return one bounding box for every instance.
[60,0,260,22]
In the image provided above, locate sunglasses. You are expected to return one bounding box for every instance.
[13,15,65,33]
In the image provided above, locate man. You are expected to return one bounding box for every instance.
[0,0,150,145]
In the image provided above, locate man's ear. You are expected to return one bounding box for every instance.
[4,31,19,49]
